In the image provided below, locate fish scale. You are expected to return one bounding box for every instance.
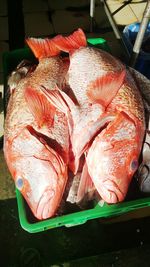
[49,28,145,204]
[4,41,70,220]
[109,70,145,123]
[4,28,147,219]
[68,46,124,105]
[34,28,145,205]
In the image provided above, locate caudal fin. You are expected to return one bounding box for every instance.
[26,28,87,59]
[26,37,60,59]
[53,28,87,53]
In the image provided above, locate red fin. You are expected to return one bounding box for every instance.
[26,29,86,58]
[87,69,126,107]
[41,87,74,135]
[41,86,70,114]
[25,87,55,127]
[53,28,87,53]
[26,38,60,59]
[76,162,95,203]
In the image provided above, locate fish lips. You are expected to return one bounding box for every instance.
[36,188,55,220]
[98,178,126,204]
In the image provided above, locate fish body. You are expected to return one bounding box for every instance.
[4,40,70,219]
[43,29,145,203]
[67,45,125,172]
[42,32,126,173]
[67,46,125,105]
[86,70,145,203]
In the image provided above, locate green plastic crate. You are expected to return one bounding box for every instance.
[3,38,150,233]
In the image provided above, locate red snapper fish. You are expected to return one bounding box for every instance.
[3,35,72,220]
[40,29,145,204]
[86,71,145,203]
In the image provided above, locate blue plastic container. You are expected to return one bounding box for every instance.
[123,22,150,79]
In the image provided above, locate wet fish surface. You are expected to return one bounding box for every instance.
[4,29,147,220]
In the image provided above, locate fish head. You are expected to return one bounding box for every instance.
[14,156,67,220]
[4,128,67,220]
[9,155,67,221]
[88,141,139,203]
[86,114,144,204]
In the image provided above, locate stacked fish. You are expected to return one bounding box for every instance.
[3,29,146,220]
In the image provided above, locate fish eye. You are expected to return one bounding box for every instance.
[130,160,138,171]
[15,177,24,190]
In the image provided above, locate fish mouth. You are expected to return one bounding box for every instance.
[99,179,125,203]
[36,188,55,220]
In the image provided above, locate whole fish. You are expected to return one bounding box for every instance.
[40,29,145,204]
[41,29,126,174]
[4,36,71,220]
[85,65,146,203]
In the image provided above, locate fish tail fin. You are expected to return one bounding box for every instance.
[53,28,87,53]
[26,37,60,59]
[26,28,86,58]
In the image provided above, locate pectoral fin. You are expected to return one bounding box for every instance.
[41,86,75,135]
[76,162,95,203]
[87,69,126,107]
[25,87,55,128]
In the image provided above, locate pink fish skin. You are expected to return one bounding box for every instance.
[41,29,126,174]
[86,70,145,203]
[66,43,126,168]
[42,28,145,203]
[4,37,70,220]
[4,127,67,219]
